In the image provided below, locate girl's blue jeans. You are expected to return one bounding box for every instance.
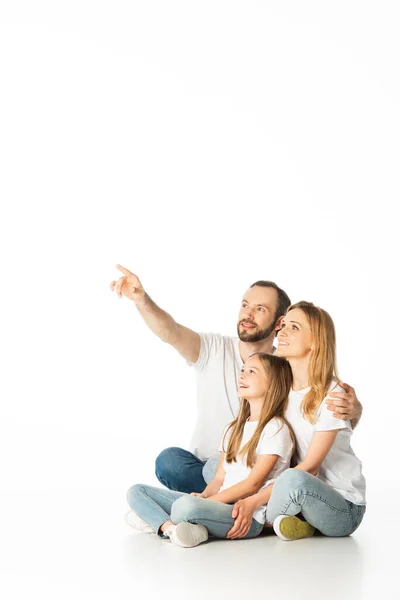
[266,469,366,536]
[127,483,264,539]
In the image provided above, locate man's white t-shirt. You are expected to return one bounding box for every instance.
[219,417,293,523]
[286,382,366,505]
[188,333,242,461]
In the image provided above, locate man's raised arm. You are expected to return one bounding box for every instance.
[110,264,201,363]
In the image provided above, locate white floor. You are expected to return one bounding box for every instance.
[0,486,395,600]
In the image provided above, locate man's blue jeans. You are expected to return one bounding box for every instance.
[266,469,366,536]
[155,447,220,493]
[127,483,264,539]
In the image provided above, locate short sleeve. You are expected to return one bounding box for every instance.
[187,333,222,371]
[314,386,352,433]
[257,418,293,459]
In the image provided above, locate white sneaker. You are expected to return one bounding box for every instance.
[125,510,154,533]
[170,522,208,548]
[161,524,176,539]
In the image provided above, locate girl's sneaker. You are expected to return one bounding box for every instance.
[273,515,315,541]
[125,510,154,533]
[170,522,209,548]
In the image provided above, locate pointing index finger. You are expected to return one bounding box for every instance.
[116,264,133,277]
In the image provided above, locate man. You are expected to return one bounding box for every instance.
[110,264,362,494]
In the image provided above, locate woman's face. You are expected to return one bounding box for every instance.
[238,355,268,400]
[276,308,313,360]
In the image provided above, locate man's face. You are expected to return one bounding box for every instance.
[237,286,280,343]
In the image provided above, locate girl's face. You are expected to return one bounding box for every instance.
[238,355,268,400]
[276,308,313,359]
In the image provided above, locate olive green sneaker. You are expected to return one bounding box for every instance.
[273,515,315,541]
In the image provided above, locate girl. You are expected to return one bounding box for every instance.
[227,301,366,542]
[126,353,295,547]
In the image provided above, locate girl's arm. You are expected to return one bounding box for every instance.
[227,485,275,539]
[232,428,340,509]
[194,453,226,498]
[207,454,279,504]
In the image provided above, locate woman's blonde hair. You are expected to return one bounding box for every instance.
[288,301,339,424]
[223,353,295,468]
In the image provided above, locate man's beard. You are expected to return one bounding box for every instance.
[237,320,277,343]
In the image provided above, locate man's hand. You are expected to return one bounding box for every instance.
[190,492,205,498]
[110,265,145,304]
[326,381,363,427]
[110,265,200,362]
[226,498,255,539]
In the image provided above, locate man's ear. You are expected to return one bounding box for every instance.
[274,316,284,331]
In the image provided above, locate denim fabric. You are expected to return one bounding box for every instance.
[127,484,186,533]
[202,453,220,484]
[155,447,219,493]
[127,483,264,539]
[171,494,263,539]
[266,468,366,537]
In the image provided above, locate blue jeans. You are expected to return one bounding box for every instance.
[127,483,264,539]
[155,447,220,493]
[266,469,366,536]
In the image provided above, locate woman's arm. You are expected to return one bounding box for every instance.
[207,454,279,504]
[230,430,339,510]
[295,430,339,475]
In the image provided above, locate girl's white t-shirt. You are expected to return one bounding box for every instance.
[219,417,293,523]
[286,382,366,505]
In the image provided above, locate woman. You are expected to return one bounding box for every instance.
[126,353,295,547]
[227,301,366,541]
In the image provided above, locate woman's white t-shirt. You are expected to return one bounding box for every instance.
[218,417,293,523]
[285,382,366,505]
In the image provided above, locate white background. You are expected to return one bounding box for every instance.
[1,2,399,598]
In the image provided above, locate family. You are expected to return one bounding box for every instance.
[110,265,366,548]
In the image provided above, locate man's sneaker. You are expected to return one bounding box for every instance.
[273,515,315,541]
[170,522,209,548]
[125,510,154,533]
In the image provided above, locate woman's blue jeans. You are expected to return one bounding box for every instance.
[266,469,366,537]
[155,447,220,493]
[127,483,264,539]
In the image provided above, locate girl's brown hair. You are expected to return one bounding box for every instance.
[288,301,339,424]
[223,353,295,468]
